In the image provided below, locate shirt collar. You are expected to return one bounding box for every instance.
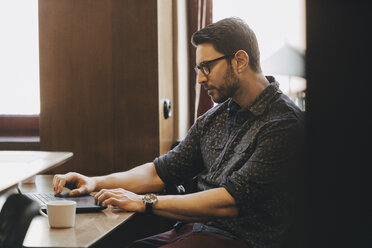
[238,76,281,116]
[227,99,241,116]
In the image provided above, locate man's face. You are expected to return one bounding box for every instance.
[195,44,240,103]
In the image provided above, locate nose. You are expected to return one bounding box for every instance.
[197,71,208,85]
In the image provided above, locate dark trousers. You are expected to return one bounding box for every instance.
[126,223,249,248]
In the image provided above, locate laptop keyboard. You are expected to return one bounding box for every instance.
[23,192,65,205]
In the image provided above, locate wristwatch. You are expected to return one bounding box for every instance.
[142,193,158,214]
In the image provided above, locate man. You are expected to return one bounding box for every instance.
[53,17,304,248]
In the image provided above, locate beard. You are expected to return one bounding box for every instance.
[209,64,240,104]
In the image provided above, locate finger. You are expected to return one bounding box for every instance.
[96,190,115,203]
[53,175,64,192]
[96,189,125,201]
[54,173,78,195]
[56,178,67,195]
[53,176,59,193]
[94,189,107,200]
[95,188,121,197]
[102,197,121,207]
[52,174,59,187]
[53,177,65,195]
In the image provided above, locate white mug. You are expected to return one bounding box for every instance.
[40,200,76,228]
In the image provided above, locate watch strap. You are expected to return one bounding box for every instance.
[145,201,152,214]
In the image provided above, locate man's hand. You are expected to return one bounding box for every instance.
[94,188,145,212]
[53,172,96,196]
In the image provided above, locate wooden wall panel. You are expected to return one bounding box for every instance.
[111,0,160,171]
[39,0,114,175]
[39,0,163,175]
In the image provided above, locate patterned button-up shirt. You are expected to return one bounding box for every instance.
[154,77,304,248]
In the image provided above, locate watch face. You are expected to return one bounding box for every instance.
[143,193,158,204]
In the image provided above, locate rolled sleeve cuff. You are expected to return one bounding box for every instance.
[153,156,176,186]
[221,179,246,216]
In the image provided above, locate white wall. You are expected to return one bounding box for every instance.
[213,0,306,108]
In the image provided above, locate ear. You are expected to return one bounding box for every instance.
[233,50,249,73]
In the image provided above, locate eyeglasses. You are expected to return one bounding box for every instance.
[194,53,235,76]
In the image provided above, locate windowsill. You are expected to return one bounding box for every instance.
[0,136,40,150]
[0,136,40,142]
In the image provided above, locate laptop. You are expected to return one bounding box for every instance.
[20,191,107,213]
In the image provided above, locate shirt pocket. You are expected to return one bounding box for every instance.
[207,134,227,151]
[202,136,227,169]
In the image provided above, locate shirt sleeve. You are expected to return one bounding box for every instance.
[154,119,205,187]
[221,117,303,215]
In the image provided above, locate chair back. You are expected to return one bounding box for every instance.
[0,194,39,248]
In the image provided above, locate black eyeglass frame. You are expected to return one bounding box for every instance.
[194,53,235,76]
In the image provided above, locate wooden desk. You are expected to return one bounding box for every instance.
[22,175,135,248]
[0,151,73,192]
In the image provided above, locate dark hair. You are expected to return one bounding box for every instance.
[191,17,262,73]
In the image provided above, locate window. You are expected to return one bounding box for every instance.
[213,0,306,110]
[0,0,40,139]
